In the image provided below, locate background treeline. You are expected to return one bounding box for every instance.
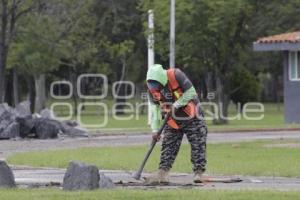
[0,0,299,124]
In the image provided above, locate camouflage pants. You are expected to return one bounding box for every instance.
[159,117,207,173]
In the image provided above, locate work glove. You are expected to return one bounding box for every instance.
[152,132,161,142]
[160,103,177,117]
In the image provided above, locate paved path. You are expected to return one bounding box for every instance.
[0,130,300,159]
[12,166,300,190]
[1,130,300,190]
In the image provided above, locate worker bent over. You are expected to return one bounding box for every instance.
[146,64,207,184]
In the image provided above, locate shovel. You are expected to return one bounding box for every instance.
[132,112,170,180]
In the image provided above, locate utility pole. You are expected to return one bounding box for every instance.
[169,0,175,68]
[148,10,155,70]
[147,10,155,125]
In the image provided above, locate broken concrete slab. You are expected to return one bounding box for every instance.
[15,116,35,138]
[1,122,20,139]
[33,118,60,139]
[63,161,99,191]
[0,104,18,139]
[0,161,16,188]
[0,102,89,140]
[61,122,89,138]
[0,105,16,130]
[15,101,31,117]
[99,173,115,189]
[64,120,78,127]
[40,108,55,119]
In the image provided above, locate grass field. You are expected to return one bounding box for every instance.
[1,189,300,200]
[7,139,300,177]
[51,102,300,133]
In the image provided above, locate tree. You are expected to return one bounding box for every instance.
[230,67,261,111]
[140,0,300,124]
[90,0,146,114]
[140,0,257,123]
[0,0,38,103]
[8,0,85,112]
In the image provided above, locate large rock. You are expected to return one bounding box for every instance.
[0,104,17,139]
[1,122,20,139]
[63,161,99,191]
[0,103,88,139]
[61,121,89,138]
[33,118,60,139]
[15,116,35,138]
[40,108,55,119]
[64,120,79,127]
[99,173,115,189]
[0,161,16,188]
[0,104,16,129]
[15,101,31,117]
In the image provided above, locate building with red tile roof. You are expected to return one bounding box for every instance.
[254,31,300,124]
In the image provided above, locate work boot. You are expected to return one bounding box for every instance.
[145,169,169,184]
[193,170,206,183]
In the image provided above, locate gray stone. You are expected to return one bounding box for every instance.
[99,173,115,189]
[0,103,87,139]
[63,161,99,191]
[0,104,17,138]
[61,122,89,138]
[64,120,79,127]
[15,116,35,138]
[0,104,16,126]
[40,108,55,119]
[1,122,20,139]
[33,118,59,139]
[0,112,14,133]
[0,161,16,188]
[15,101,31,117]
[0,103,12,116]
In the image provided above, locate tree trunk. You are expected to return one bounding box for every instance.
[0,47,6,103]
[115,58,127,115]
[0,68,5,103]
[28,77,35,113]
[34,74,46,113]
[70,71,78,116]
[0,0,7,104]
[13,67,19,106]
[4,69,13,106]
[213,75,229,125]
[205,72,218,121]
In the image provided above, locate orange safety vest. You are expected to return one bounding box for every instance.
[166,69,197,129]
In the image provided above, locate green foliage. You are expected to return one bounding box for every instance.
[139,0,300,122]
[4,0,300,107]
[8,1,83,75]
[140,0,253,72]
[230,67,261,106]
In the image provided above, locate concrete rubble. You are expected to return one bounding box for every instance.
[63,161,99,191]
[0,101,89,140]
[62,161,116,190]
[99,173,115,189]
[0,161,16,188]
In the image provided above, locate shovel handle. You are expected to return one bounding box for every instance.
[133,112,171,180]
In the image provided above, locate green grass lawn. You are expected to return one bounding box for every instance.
[7,140,300,177]
[1,189,300,200]
[52,102,300,133]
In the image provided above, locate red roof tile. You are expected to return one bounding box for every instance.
[256,31,300,44]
